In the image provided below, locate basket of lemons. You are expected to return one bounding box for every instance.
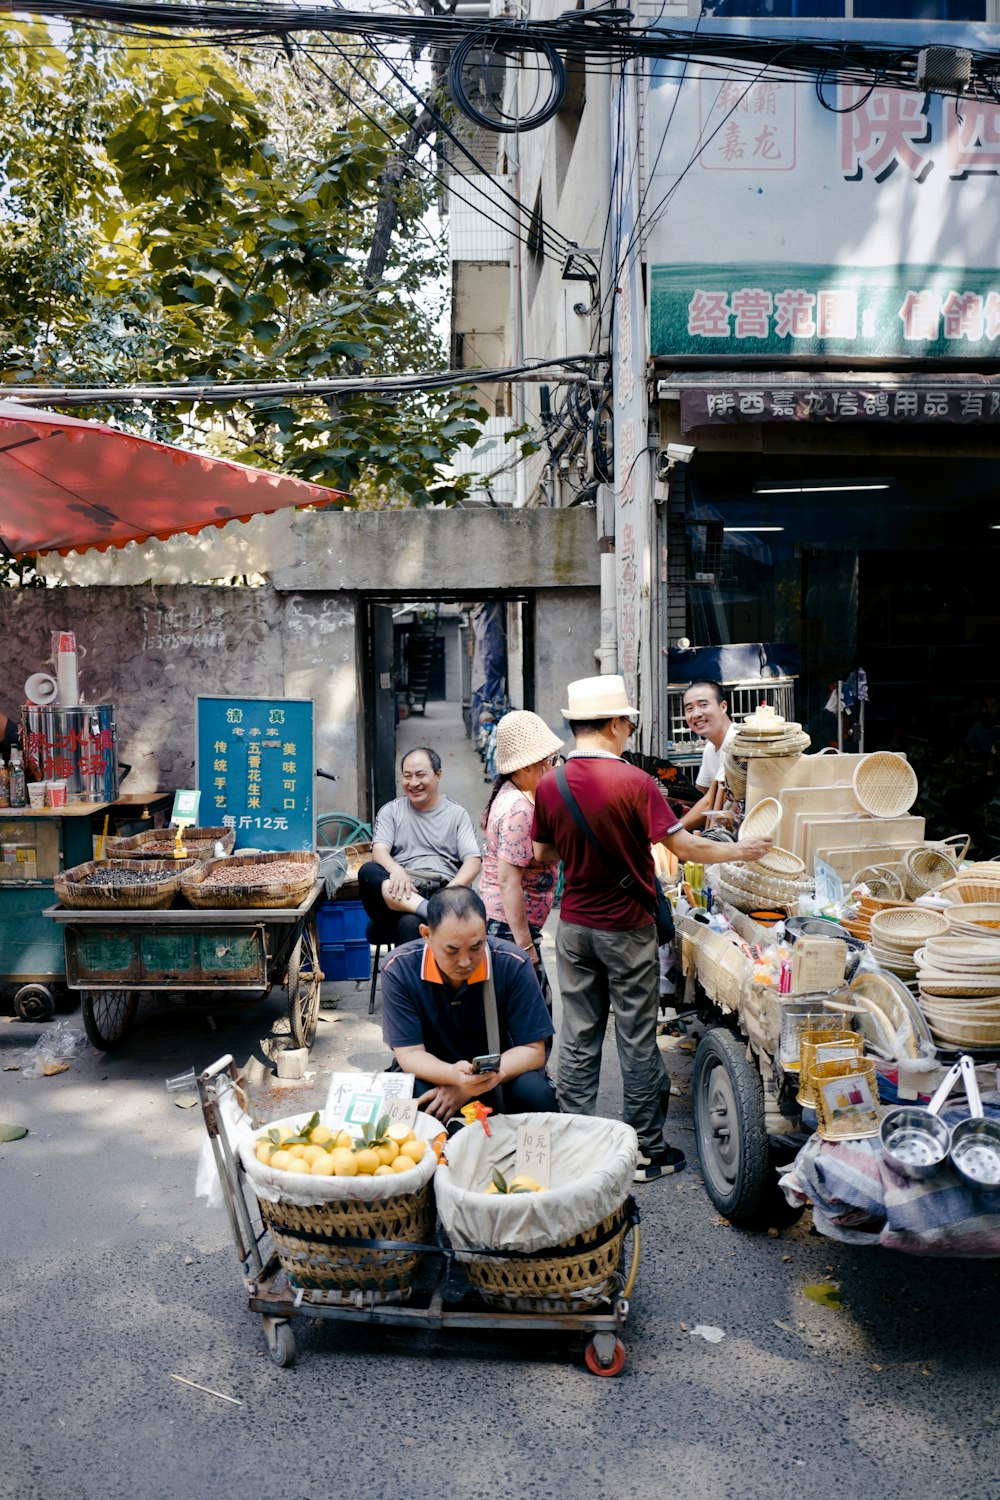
[240,1110,440,1303]
[435,1113,638,1313]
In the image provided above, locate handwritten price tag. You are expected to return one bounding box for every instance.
[324,1070,414,1123]
[382,1097,418,1133]
[515,1122,551,1189]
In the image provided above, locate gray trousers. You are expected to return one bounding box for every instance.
[555,920,667,1156]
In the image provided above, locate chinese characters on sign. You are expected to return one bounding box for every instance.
[679,387,1000,430]
[686,284,1000,346]
[196,697,314,852]
[701,78,796,172]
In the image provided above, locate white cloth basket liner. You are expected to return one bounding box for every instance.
[435,1112,638,1255]
[238,1110,440,1207]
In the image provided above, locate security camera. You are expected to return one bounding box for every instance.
[655,443,697,482]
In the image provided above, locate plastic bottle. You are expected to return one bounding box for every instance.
[0,758,8,808]
[8,748,26,808]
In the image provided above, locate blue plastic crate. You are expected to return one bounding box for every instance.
[317,899,368,945]
[320,939,372,982]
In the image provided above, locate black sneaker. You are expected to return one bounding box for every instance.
[634,1145,686,1183]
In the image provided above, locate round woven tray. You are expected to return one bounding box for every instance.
[937,878,1000,905]
[106,825,236,859]
[260,1182,435,1302]
[852,752,918,819]
[747,846,805,877]
[461,1202,631,1313]
[728,733,811,760]
[181,851,320,909]
[54,857,198,910]
[740,796,781,840]
[869,905,949,943]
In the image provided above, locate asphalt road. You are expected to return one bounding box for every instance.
[2,950,998,1500]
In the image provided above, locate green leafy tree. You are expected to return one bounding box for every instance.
[0,22,485,505]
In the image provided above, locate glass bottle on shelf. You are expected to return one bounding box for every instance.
[8,748,25,808]
[0,758,9,809]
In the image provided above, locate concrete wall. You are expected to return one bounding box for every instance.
[272,506,597,593]
[0,586,364,812]
[5,507,600,816]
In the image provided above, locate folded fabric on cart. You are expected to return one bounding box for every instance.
[780,1105,1000,1258]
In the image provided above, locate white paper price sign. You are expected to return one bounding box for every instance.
[324,1071,414,1123]
[515,1122,551,1188]
[382,1097,419,1133]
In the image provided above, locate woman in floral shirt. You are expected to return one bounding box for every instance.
[480,711,564,1005]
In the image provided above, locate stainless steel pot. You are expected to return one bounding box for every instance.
[21,703,119,803]
[879,1061,959,1180]
[949,1056,1000,1192]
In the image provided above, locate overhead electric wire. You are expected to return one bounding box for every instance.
[0,356,599,409]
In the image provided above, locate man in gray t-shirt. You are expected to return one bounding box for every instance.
[358,746,482,944]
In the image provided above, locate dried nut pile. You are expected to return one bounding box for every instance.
[201,861,306,886]
[139,839,212,854]
[85,866,172,887]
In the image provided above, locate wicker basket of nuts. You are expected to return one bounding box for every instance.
[180,850,321,909]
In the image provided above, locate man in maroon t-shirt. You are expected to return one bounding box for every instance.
[532,675,773,1182]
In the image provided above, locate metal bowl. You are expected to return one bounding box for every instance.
[949,1119,1000,1190]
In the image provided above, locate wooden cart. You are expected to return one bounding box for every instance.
[45,881,324,1052]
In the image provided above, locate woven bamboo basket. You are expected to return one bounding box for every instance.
[944,902,1000,935]
[181,850,320,909]
[106,825,236,859]
[937,877,1000,906]
[899,844,957,900]
[853,864,906,900]
[852,752,919,819]
[693,928,752,1009]
[723,751,748,802]
[336,841,372,899]
[461,1202,631,1314]
[260,1184,435,1301]
[54,857,198,910]
[919,1010,1000,1048]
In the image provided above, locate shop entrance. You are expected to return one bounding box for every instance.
[361,594,535,825]
[673,450,1000,845]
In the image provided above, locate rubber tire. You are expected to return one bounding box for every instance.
[693,1026,771,1226]
[287,915,321,1050]
[584,1337,626,1377]
[14,984,56,1023]
[82,989,139,1051]
[267,1322,297,1368]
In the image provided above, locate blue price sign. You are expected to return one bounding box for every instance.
[196,696,315,852]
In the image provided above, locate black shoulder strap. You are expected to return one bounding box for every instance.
[554,762,655,916]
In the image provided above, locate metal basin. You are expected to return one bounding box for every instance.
[880,1106,951,1179]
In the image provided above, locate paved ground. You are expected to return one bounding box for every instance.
[2,928,999,1500]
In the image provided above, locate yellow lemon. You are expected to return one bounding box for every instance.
[374,1164,395,1176]
[275,1125,296,1144]
[309,1125,334,1147]
[330,1147,358,1177]
[354,1148,380,1175]
[268,1149,295,1171]
[287,1143,310,1160]
[392,1154,417,1174]
[485,1182,500,1194]
[377,1141,399,1167]
[387,1122,414,1144]
[507,1175,542,1193]
[311,1154,337,1176]
[303,1144,328,1168]
[334,1128,353,1150]
[401,1138,425,1164]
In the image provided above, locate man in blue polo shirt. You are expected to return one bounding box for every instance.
[380,886,557,1121]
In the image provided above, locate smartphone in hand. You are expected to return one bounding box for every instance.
[471,1053,501,1075]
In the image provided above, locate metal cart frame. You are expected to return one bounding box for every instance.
[46,881,324,1052]
[191,1056,640,1376]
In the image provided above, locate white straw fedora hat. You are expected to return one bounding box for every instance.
[495,711,564,775]
[562,674,638,721]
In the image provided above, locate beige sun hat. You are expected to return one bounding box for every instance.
[562,674,637,721]
[495,712,564,775]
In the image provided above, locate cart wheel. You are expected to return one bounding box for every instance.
[14,984,56,1023]
[584,1336,626,1377]
[693,1026,771,1226]
[287,915,322,1050]
[82,989,140,1051]
[265,1320,297,1368]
